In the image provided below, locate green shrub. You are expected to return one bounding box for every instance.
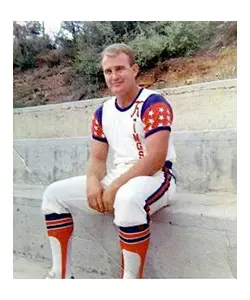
[73,40,103,85]
[129,33,168,69]
[163,21,216,57]
[128,21,216,70]
[13,39,38,69]
[13,29,55,70]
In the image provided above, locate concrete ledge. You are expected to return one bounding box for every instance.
[13,79,237,138]
[13,184,236,232]
[13,183,236,278]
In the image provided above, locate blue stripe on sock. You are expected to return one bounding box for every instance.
[45,213,72,221]
[119,223,149,233]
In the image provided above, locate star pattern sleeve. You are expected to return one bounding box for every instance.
[141,94,173,138]
[91,106,108,143]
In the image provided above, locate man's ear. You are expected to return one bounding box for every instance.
[132,64,139,77]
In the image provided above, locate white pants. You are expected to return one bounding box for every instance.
[41,164,176,227]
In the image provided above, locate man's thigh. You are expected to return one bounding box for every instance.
[114,175,168,214]
[42,175,100,215]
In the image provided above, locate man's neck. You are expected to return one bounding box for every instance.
[116,85,140,108]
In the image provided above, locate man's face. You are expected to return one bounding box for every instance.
[101,52,139,96]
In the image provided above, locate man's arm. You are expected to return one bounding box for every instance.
[86,140,109,181]
[88,103,109,181]
[86,140,109,212]
[111,130,169,190]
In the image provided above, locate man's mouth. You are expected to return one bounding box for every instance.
[113,82,123,86]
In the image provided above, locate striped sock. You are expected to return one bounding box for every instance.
[119,223,150,279]
[45,213,74,279]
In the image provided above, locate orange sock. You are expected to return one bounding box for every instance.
[45,213,74,279]
[119,224,150,279]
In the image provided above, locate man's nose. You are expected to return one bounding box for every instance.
[111,71,119,80]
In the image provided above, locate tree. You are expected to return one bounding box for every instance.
[13,21,54,69]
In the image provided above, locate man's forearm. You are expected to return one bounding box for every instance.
[86,157,107,181]
[111,153,165,190]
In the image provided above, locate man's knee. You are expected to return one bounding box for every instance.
[41,181,63,214]
[43,181,60,200]
[113,183,147,227]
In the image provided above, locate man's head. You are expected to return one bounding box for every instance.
[101,43,139,96]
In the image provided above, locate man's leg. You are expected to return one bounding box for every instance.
[41,175,101,279]
[113,171,175,279]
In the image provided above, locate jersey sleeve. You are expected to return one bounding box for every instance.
[141,94,173,138]
[91,105,108,143]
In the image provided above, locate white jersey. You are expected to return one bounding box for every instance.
[91,88,176,168]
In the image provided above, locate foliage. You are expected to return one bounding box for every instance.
[13,21,56,70]
[13,21,223,72]
[128,22,217,70]
[13,21,236,104]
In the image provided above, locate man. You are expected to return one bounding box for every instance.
[41,43,176,279]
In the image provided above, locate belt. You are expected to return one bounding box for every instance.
[164,160,177,183]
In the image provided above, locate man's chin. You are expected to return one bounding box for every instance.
[111,87,124,95]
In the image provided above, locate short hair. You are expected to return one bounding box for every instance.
[100,43,136,66]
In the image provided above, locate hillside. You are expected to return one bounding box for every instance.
[13,23,237,108]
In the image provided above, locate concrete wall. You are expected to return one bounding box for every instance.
[13,129,236,194]
[13,79,236,139]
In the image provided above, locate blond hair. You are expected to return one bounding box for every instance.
[101,43,136,66]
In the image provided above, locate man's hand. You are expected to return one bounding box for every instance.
[86,176,105,213]
[102,183,120,213]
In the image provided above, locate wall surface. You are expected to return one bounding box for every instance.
[13,129,236,194]
[13,79,237,139]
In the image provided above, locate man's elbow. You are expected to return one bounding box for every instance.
[149,153,167,173]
